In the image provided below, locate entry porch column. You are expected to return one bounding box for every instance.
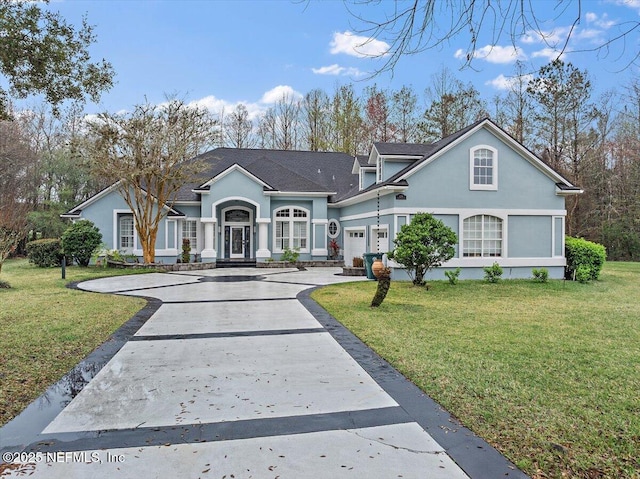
[256,218,271,259]
[201,217,217,261]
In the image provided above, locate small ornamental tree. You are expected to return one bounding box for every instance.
[387,212,457,286]
[61,220,103,267]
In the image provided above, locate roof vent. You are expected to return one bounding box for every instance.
[317,168,321,174]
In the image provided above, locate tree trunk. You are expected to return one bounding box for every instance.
[371,276,391,307]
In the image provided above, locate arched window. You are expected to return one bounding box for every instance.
[470,145,498,190]
[273,207,309,252]
[463,215,502,257]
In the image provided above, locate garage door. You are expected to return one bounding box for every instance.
[344,229,366,267]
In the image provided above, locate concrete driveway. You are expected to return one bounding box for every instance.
[0,268,527,478]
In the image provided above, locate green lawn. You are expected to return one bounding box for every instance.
[312,262,640,479]
[0,259,150,426]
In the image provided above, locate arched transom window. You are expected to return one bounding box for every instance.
[463,215,502,257]
[274,207,309,252]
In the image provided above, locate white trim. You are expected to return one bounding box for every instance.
[67,182,122,215]
[173,201,201,206]
[256,217,271,224]
[397,119,578,188]
[394,214,409,238]
[327,219,341,239]
[272,206,311,254]
[312,219,329,225]
[221,206,253,259]
[460,213,507,258]
[199,164,272,190]
[113,209,135,252]
[340,207,566,223]
[552,216,565,258]
[469,145,498,191]
[166,219,177,251]
[210,196,262,221]
[263,191,336,197]
[331,184,408,208]
[312,249,329,256]
[180,217,200,253]
[389,257,566,268]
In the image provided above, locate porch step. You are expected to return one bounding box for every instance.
[216,259,257,268]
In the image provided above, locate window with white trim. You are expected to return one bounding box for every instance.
[463,215,502,257]
[120,216,134,250]
[274,207,309,252]
[328,219,340,238]
[182,220,198,251]
[470,146,497,190]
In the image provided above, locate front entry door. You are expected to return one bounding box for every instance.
[230,226,245,258]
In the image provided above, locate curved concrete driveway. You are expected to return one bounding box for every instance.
[1,268,527,479]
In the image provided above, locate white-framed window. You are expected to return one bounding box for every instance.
[470,145,498,190]
[328,219,340,238]
[463,215,502,257]
[273,207,309,252]
[182,220,198,251]
[120,216,134,250]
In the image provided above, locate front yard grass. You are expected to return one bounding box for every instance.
[0,258,150,426]
[312,262,640,479]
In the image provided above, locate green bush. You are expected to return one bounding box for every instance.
[26,238,64,267]
[387,212,457,286]
[181,238,191,263]
[532,268,549,283]
[483,262,503,283]
[281,247,300,263]
[575,265,592,283]
[444,267,461,285]
[61,220,103,267]
[565,236,606,281]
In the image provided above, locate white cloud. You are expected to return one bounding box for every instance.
[329,31,390,58]
[455,45,526,64]
[486,73,534,90]
[187,95,264,121]
[260,85,303,104]
[521,26,571,46]
[532,47,565,61]
[311,64,365,77]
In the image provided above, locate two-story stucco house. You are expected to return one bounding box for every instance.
[62,118,582,279]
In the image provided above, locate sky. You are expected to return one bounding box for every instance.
[21,0,640,119]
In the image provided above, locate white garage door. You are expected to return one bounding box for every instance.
[344,229,366,266]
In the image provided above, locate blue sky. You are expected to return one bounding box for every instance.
[33,0,640,118]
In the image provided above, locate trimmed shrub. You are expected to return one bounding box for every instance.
[575,265,592,284]
[26,238,64,267]
[281,247,300,263]
[484,262,503,283]
[61,220,103,267]
[532,268,549,283]
[181,238,191,263]
[445,267,461,285]
[565,236,606,281]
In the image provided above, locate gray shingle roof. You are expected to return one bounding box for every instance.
[176,148,358,201]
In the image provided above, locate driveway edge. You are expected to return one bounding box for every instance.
[298,286,530,479]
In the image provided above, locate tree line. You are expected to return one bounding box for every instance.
[225,60,639,261]
[1,60,639,265]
